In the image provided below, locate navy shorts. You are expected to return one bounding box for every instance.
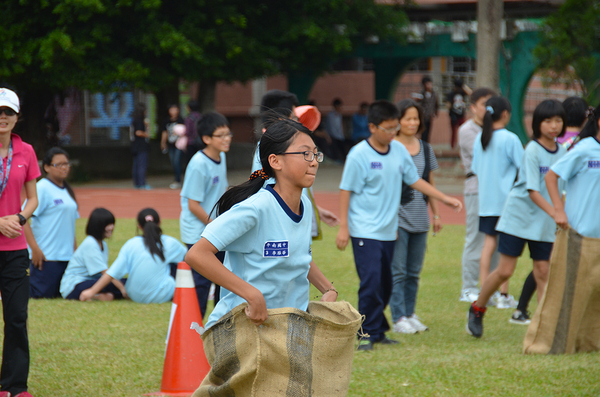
[497,232,553,261]
[65,277,127,300]
[479,216,500,236]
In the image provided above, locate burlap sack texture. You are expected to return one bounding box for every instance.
[193,301,362,397]
[524,227,600,354]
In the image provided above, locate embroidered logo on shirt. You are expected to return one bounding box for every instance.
[371,162,382,169]
[539,166,549,174]
[54,199,64,205]
[588,160,600,169]
[17,164,24,168]
[263,241,289,257]
[212,176,219,184]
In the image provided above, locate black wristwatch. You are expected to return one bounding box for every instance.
[16,213,27,226]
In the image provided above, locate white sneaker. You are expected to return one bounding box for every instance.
[393,317,418,334]
[496,294,518,309]
[169,182,181,189]
[487,291,501,307]
[408,314,429,332]
[459,288,480,302]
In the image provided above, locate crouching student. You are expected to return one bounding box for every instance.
[80,208,186,303]
[336,100,462,351]
[60,208,124,300]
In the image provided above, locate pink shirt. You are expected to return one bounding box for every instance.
[0,133,41,251]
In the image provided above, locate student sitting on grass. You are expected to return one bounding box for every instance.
[336,100,462,351]
[60,208,124,301]
[80,208,186,304]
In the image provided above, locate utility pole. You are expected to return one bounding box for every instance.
[476,0,503,91]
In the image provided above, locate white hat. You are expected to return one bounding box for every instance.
[0,88,20,113]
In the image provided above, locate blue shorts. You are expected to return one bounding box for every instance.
[497,232,553,261]
[65,277,127,300]
[479,216,500,236]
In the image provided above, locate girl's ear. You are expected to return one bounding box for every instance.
[268,153,282,171]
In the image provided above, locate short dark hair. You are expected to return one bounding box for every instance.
[198,111,229,147]
[532,99,567,139]
[368,100,399,126]
[422,76,432,85]
[332,98,342,107]
[397,99,425,135]
[86,208,115,242]
[470,88,497,105]
[260,90,299,124]
[187,100,200,112]
[562,96,588,128]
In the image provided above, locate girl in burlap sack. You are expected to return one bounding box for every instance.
[185,117,338,329]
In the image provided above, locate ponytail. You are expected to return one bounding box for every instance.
[577,105,600,141]
[481,96,512,150]
[137,208,164,261]
[216,117,311,215]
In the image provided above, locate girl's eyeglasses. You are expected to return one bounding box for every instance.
[280,151,324,163]
[0,107,17,116]
[51,162,71,169]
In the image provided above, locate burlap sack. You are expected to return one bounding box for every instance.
[193,301,362,397]
[523,227,600,354]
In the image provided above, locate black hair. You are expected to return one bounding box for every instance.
[168,103,179,110]
[359,102,369,109]
[532,99,567,139]
[260,90,299,125]
[421,76,432,85]
[454,78,464,88]
[42,147,76,203]
[368,100,399,126]
[578,104,600,141]
[562,96,588,128]
[137,208,165,261]
[86,208,115,244]
[396,99,424,135]
[216,117,311,215]
[187,100,200,112]
[470,88,497,105]
[481,96,512,150]
[198,111,230,148]
[132,103,146,119]
[332,98,342,107]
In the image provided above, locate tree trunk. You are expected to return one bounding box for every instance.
[154,79,181,126]
[198,79,216,112]
[476,0,503,91]
[16,87,56,156]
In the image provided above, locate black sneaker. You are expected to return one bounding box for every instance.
[466,303,486,338]
[357,339,373,351]
[509,310,531,325]
[374,336,400,345]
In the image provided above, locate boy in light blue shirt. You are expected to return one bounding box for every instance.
[336,100,462,350]
[179,111,231,316]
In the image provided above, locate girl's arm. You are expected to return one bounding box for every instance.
[0,179,38,239]
[79,273,114,301]
[307,260,338,302]
[110,277,128,299]
[186,238,267,325]
[188,199,212,225]
[427,173,442,234]
[24,223,46,269]
[545,170,568,229]
[335,190,352,250]
[410,179,462,211]
[528,190,555,218]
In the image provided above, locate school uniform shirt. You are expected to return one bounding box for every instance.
[339,140,419,241]
[472,128,524,217]
[458,119,481,195]
[180,150,228,245]
[496,140,566,242]
[399,141,439,233]
[60,236,108,298]
[551,137,600,238]
[29,178,79,261]
[202,185,313,329]
[0,134,41,251]
[106,235,187,304]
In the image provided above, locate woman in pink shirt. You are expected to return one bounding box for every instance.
[0,88,40,397]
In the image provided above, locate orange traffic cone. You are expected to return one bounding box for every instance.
[147,262,211,396]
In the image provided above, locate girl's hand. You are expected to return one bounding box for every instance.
[554,208,569,230]
[31,248,47,269]
[0,216,22,239]
[79,289,95,301]
[120,287,129,300]
[319,208,340,227]
[321,289,338,302]
[432,218,443,234]
[336,226,350,251]
[443,196,463,212]
[245,289,268,326]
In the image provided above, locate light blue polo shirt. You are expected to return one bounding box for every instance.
[60,236,108,298]
[339,140,419,241]
[202,185,313,329]
[551,137,600,238]
[107,235,187,304]
[496,140,566,242]
[180,151,228,245]
[30,178,79,261]
[472,128,524,216]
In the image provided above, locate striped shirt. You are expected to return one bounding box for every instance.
[398,141,439,233]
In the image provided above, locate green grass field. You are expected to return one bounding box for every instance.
[4,219,599,396]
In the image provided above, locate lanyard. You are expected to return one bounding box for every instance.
[0,140,13,198]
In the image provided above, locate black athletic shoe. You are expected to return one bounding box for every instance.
[509,310,531,325]
[374,336,400,345]
[466,303,486,338]
[357,339,374,351]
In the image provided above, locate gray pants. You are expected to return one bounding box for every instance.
[461,193,499,291]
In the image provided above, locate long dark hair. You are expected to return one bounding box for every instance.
[86,208,115,246]
[43,147,76,203]
[137,208,165,261]
[577,104,600,142]
[481,96,512,150]
[216,117,311,215]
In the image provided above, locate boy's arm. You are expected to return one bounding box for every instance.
[545,170,568,229]
[188,199,212,225]
[307,260,337,302]
[427,173,442,233]
[335,190,351,250]
[410,179,462,211]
